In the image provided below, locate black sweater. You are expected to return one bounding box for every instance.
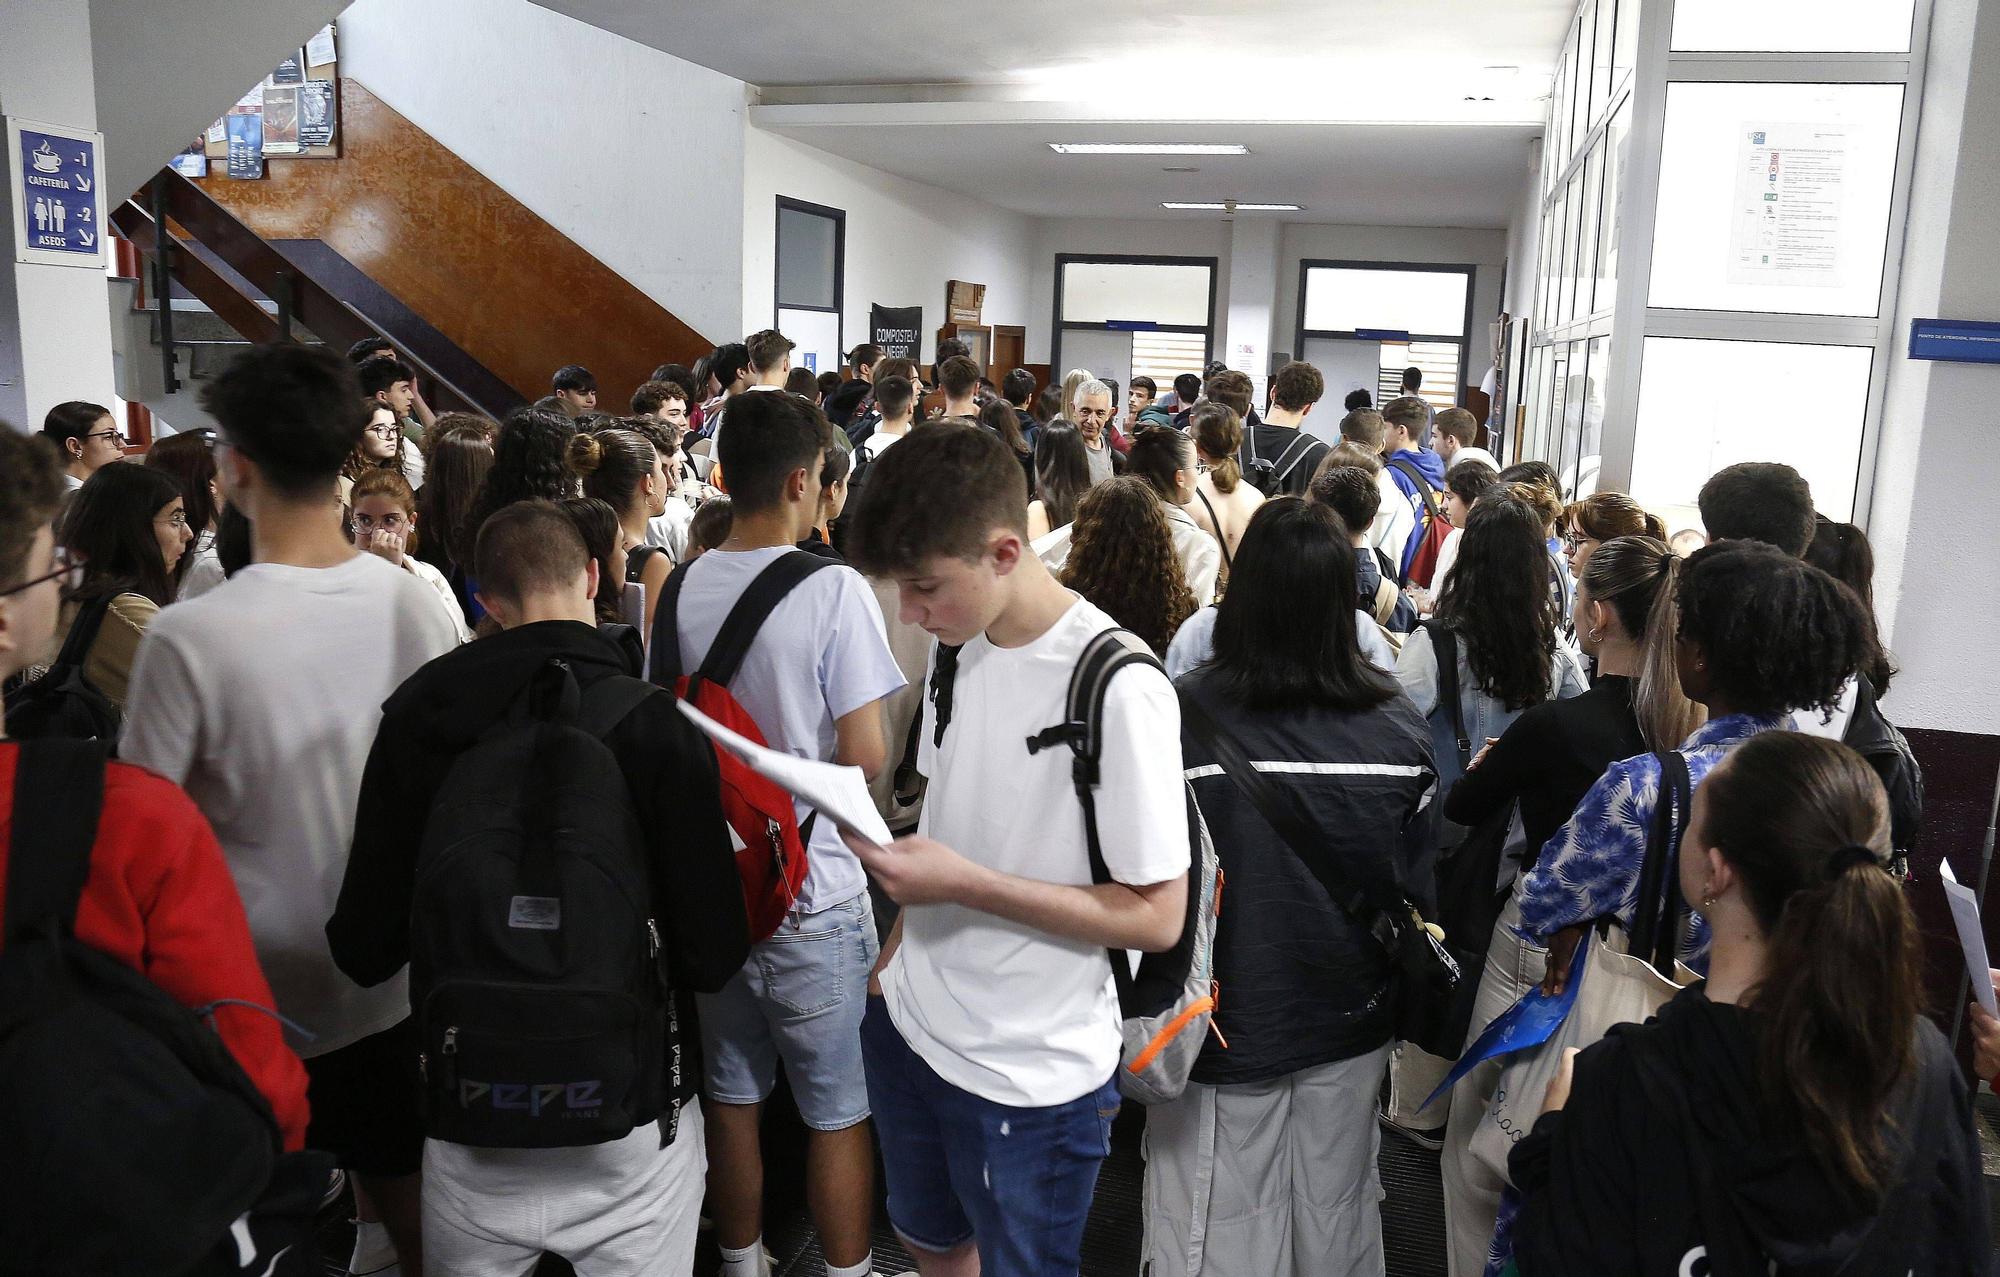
[1443,673,1645,871]
[1511,987,1990,1276]
[328,620,749,1113]
[1177,667,1436,1084]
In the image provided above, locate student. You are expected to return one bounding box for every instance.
[845,357,919,450]
[620,416,698,564]
[1184,402,1264,574]
[685,495,731,563]
[976,397,1036,493]
[551,364,599,418]
[936,355,981,420]
[0,426,312,1228]
[1000,368,1040,442]
[1560,491,1667,580]
[121,345,463,1275]
[705,343,754,416]
[1028,422,1092,540]
[412,418,495,621]
[1072,378,1121,484]
[859,375,919,463]
[143,430,225,601]
[52,463,191,711]
[1399,366,1434,446]
[570,428,673,636]
[1511,731,1989,1273]
[357,355,428,487]
[1150,498,1435,1276]
[556,496,632,633]
[1388,495,1589,1169]
[1343,388,1373,412]
[1169,371,1204,429]
[785,366,821,401]
[1697,461,1816,557]
[632,378,694,433]
[1129,374,1171,430]
[1308,462,1416,636]
[329,499,749,1275]
[745,329,794,392]
[841,422,1191,1277]
[1802,515,1896,699]
[41,400,123,492]
[1425,459,1501,603]
[341,405,407,506]
[649,389,903,1277]
[1056,476,1201,657]
[1240,364,1336,496]
[805,442,851,558]
[825,343,881,428]
[817,369,844,403]
[1379,395,1446,581]
[1124,425,1223,605]
[466,406,581,545]
[349,468,474,644]
[349,335,438,432]
[1433,407,1499,474]
[1340,407,1412,562]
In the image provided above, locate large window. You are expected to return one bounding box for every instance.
[775,197,844,376]
[1051,255,1216,390]
[1294,261,1474,411]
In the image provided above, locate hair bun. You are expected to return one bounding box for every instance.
[566,431,604,477]
[1824,842,1885,881]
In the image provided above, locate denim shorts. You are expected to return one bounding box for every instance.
[696,894,878,1131]
[861,997,1119,1276]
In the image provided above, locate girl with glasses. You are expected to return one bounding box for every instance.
[39,400,123,491]
[47,464,191,710]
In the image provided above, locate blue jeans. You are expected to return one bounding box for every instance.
[861,996,1118,1276]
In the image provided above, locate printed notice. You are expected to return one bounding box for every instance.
[1728,123,1846,287]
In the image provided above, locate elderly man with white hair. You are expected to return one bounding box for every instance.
[1073,377,1118,485]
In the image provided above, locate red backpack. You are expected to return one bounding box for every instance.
[652,552,837,940]
[1387,457,1451,590]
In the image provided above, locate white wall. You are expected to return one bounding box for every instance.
[1866,0,2000,734]
[742,126,1035,367]
[339,0,747,343]
[1031,217,1233,367]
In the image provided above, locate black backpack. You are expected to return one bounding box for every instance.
[2,594,121,744]
[1842,673,1924,861]
[409,658,672,1148]
[1237,428,1321,497]
[0,740,331,1277]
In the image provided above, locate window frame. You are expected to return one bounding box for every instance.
[774,195,846,354]
[1049,253,1218,378]
[1292,258,1478,402]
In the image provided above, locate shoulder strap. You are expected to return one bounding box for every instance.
[1421,620,1471,761]
[650,560,695,686]
[625,545,666,581]
[577,674,656,739]
[1271,433,1321,484]
[653,552,836,690]
[927,642,964,748]
[1191,488,1230,572]
[1631,749,1692,975]
[4,739,107,944]
[1180,689,1400,946]
[1371,574,1399,626]
[1386,457,1443,526]
[1239,423,1261,470]
[50,594,114,671]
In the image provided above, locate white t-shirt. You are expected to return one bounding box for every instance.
[121,552,461,1057]
[883,596,1191,1108]
[859,430,905,462]
[1031,507,1222,607]
[1371,469,1415,562]
[646,500,693,563]
[1793,674,1859,740]
[178,530,226,602]
[670,546,905,912]
[399,555,473,644]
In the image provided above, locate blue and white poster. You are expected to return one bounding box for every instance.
[226,112,265,180]
[8,117,107,269]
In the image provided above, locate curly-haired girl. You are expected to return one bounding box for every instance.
[1057,475,1198,656]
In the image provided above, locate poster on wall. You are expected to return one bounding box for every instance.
[297,81,336,148]
[1727,123,1846,287]
[306,25,338,67]
[225,111,264,179]
[8,117,108,269]
[261,85,302,155]
[870,304,922,361]
[271,53,305,84]
[169,139,208,179]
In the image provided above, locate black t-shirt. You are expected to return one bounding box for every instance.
[1240,424,1329,498]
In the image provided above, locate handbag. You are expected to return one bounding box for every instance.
[1467,750,1699,1182]
[1179,691,1458,1044]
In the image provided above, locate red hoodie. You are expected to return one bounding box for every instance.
[0,745,310,1151]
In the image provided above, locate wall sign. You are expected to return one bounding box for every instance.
[870,304,922,361]
[1909,318,2000,364]
[8,118,107,269]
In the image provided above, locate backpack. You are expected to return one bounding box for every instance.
[1238,428,1321,497]
[927,628,1222,1105]
[653,551,836,941]
[2,594,121,744]
[409,659,669,1148]
[0,740,332,1276]
[1386,457,1450,589]
[1842,673,1924,863]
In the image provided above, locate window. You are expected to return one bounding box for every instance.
[775,197,844,376]
[1670,0,1915,53]
[1296,262,1475,407]
[1051,255,1216,390]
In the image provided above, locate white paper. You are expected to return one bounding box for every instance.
[1727,122,1846,287]
[306,25,338,67]
[676,699,892,847]
[1941,861,1997,1017]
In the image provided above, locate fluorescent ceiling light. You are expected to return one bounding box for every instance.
[1048,142,1248,155]
[1162,201,1303,211]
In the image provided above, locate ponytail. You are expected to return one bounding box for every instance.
[1581,536,1706,749]
[1700,733,1917,1200]
[1190,402,1244,494]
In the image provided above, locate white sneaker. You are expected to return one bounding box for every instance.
[348,1219,399,1277]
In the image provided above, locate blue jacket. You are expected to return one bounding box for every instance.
[1384,447,1447,576]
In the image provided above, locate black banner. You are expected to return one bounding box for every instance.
[870,304,922,361]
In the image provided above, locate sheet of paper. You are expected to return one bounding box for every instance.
[1942,861,1996,1017]
[306,25,338,68]
[677,699,892,848]
[1422,933,1589,1112]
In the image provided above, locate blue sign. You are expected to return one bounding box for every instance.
[14,126,99,259]
[1909,318,2000,365]
[1355,328,1413,342]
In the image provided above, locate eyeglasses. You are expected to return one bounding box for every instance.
[351,511,409,532]
[365,424,402,440]
[156,511,191,530]
[0,547,83,597]
[84,428,127,446]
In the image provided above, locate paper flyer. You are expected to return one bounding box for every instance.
[1942,861,1996,1017]
[676,699,892,847]
[261,85,302,155]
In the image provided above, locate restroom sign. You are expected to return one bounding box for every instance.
[9,117,108,269]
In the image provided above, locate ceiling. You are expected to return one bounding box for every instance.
[530,0,1570,224]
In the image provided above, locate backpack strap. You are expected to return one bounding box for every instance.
[1192,488,1230,573]
[1023,629,1164,1000]
[1421,620,1471,762]
[1386,457,1443,531]
[625,544,667,582]
[1270,433,1320,486]
[577,674,657,740]
[927,642,964,748]
[1630,749,1692,976]
[651,552,835,689]
[49,594,114,673]
[3,739,107,945]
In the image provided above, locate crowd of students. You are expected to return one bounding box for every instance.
[0,323,1993,1277]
